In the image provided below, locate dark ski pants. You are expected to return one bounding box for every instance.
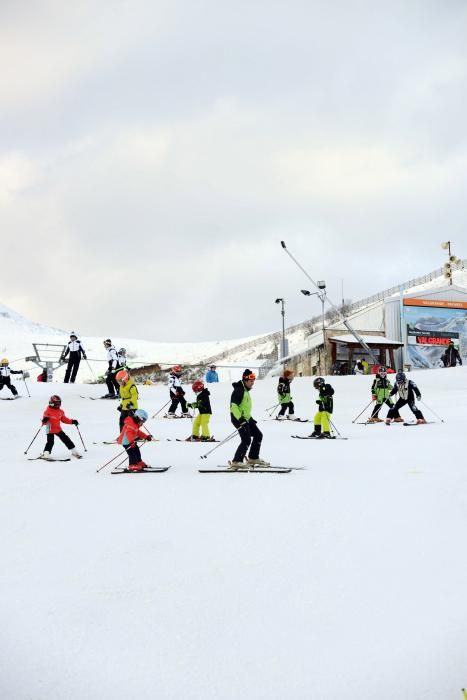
[387,398,424,421]
[232,418,263,463]
[168,394,188,414]
[278,400,294,417]
[371,398,394,418]
[106,372,120,396]
[44,430,75,453]
[126,444,142,466]
[0,378,18,396]
[64,358,80,383]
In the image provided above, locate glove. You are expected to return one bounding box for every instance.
[117,405,122,412]
[23,371,30,379]
[127,403,133,409]
[238,419,248,430]
[145,435,152,441]
[41,417,49,424]
[417,395,421,401]
[372,395,377,401]
[72,419,79,426]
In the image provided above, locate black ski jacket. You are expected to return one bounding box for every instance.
[190,388,212,415]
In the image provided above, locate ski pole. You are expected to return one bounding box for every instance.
[150,399,171,420]
[85,359,97,381]
[24,426,43,454]
[420,400,445,423]
[265,402,280,412]
[351,399,374,423]
[268,403,280,417]
[22,374,31,397]
[200,428,238,460]
[74,424,88,452]
[329,418,345,438]
[96,448,128,473]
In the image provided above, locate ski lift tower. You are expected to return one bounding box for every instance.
[25,343,67,382]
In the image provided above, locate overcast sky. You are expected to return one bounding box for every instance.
[1,0,467,342]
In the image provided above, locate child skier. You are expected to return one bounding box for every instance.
[0,358,23,398]
[368,366,394,423]
[386,372,426,425]
[276,369,300,419]
[63,332,87,383]
[187,380,213,441]
[102,339,120,398]
[117,408,152,471]
[167,365,190,417]
[229,369,269,467]
[116,369,139,430]
[40,395,82,460]
[309,377,335,438]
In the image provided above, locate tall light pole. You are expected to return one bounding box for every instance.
[301,282,327,374]
[275,298,286,363]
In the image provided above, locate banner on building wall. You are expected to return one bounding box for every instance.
[403,299,467,368]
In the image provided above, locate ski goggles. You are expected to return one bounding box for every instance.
[243,373,256,381]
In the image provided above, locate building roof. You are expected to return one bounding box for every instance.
[328,334,403,347]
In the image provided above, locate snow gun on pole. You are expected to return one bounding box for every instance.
[280,241,378,363]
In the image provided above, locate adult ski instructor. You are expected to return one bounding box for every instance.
[63,332,87,383]
[229,369,269,467]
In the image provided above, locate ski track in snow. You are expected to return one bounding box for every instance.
[1,368,467,700]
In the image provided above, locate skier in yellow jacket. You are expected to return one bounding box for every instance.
[116,369,139,430]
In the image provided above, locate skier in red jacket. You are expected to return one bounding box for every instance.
[117,408,152,471]
[40,395,82,460]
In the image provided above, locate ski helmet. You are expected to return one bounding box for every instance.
[119,347,127,355]
[377,366,387,377]
[242,369,256,381]
[313,377,325,389]
[103,339,112,347]
[0,358,8,366]
[396,371,406,384]
[70,331,77,339]
[134,408,148,423]
[172,364,182,375]
[116,370,129,385]
[192,380,204,393]
[49,395,61,407]
[284,369,294,378]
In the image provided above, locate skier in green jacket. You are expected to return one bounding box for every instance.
[368,366,394,423]
[229,369,269,467]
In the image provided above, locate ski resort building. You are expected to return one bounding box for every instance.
[280,283,467,376]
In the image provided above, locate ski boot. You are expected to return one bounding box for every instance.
[317,431,332,439]
[287,415,301,421]
[71,449,82,458]
[367,416,382,424]
[276,415,286,420]
[182,412,192,418]
[186,436,200,441]
[228,460,247,470]
[246,457,271,466]
[385,418,392,425]
[128,461,148,472]
[165,413,176,419]
[416,418,427,424]
[40,451,52,460]
[308,426,322,438]
[393,417,404,423]
[200,436,215,441]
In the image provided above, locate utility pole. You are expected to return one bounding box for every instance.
[275,298,286,364]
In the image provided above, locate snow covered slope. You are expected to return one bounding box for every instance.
[1,367,466,699]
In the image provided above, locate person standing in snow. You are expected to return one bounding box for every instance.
[0,358,23,398]
[205,365,219,383]
[167,365,190,417]
[102,339,120,398]
[117,408,152,472]
[368,366,394,423]
[116,369,139,430]
[309,377,334,438]
[63,332,87,383]
[186,380,213,441]
[229,369,269,467]
[276,369,299,420]
[385,372,426,425]
[40,395,82,460]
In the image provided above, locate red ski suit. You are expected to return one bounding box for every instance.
[42,406,74,434]
[118,416,149,447]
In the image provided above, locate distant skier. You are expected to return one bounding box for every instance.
[102,339,120,398]
[187,380,213,441]
[205,365,219,383]
[167,365,190,417]
[229,369,269,467]
[116,369,139,430]
[368,366,394,423]
[385,372,426,425]
[276,369,299,420]
[40,395,82,460]
[0,358,23,398]
[117,347,128,370]
[309,377,334,438]
[441,341,462,367]
[117,408,152,472]
[63,332,87,383]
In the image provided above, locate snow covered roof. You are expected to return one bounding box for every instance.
[329,334,403,346]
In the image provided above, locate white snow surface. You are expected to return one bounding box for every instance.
[1,367,467,699]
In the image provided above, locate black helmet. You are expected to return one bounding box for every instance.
[396,371,406,384]
[313,377,325,389]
